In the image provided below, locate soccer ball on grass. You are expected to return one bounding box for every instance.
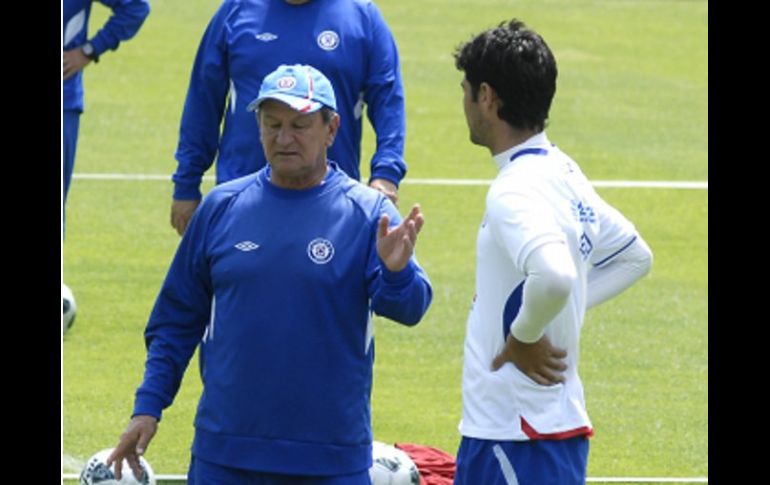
[79,448,156,485]
[63,283,76,333]
[369,440,421,485]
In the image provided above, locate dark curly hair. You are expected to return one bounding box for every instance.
[454,19,557,132]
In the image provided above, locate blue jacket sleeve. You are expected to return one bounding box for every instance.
[172,1,233,200]
[132,196,217,420]
[363,2,407,187]
[367,199,432,325]
[90,0,150,57]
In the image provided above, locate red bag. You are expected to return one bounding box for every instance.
[395,442,456,485]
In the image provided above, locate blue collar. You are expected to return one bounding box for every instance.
[492,132,551,169]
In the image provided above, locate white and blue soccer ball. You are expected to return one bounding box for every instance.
[79,448,156,485]
[369,441,421,485]
[63,284,77,333]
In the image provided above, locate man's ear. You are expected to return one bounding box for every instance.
[478,82,501,112]
[326,113,341,147]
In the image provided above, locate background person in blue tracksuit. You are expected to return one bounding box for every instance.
[107,64,432,484]
[63,0,150,330]
[63,0,150,228]
[170,0,407,236]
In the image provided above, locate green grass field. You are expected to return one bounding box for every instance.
[63,0,707,481]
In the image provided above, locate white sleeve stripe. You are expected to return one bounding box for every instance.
[64,9,86,46]
[229,79,237,115]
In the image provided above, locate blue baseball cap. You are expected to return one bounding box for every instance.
[247,64,337,114]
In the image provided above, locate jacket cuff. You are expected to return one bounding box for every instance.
[132,391,165,422]
[173,182,203,201]
[369,165,403,188]
[88,37,107,58]
[380,261,416,286]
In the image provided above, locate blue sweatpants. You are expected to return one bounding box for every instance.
[187,455,372,485]
[63,109,81,232]
[454,436,589,485]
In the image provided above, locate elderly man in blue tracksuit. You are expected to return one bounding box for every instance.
[63,0,150,223]
[170,0,407,236]
[108,64,432,484]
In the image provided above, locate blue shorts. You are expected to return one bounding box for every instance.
[187,455,372,485]
[454,436,589,485]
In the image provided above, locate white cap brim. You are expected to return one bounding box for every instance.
[246,94,323,114]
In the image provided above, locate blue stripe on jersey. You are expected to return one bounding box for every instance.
[509,148,548,163]
[593,235,638,267]
[502,280,526,340]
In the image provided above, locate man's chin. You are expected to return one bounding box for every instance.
[270,155,302,167]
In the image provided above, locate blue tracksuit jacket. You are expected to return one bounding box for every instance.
[133,162,432,475]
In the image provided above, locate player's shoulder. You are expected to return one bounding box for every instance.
[349,0,375,8]
[341,176,384,209]
[223,0,264,15]
[334,170,389,220]
[201,173,259,209]
[346,0,384,18]
[487,148,568,208]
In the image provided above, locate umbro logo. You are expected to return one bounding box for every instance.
[255,32,278,42]
[235,241,260,252]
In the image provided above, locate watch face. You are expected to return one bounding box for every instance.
[82,43,94,57]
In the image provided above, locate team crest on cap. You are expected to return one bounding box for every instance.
[307,238,335,264]
[317,30,340,51]
[277,76,297,90]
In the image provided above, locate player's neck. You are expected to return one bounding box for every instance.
[269,161,329,190]
[488,126,538,156]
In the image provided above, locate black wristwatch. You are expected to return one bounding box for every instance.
[81,42,99,63]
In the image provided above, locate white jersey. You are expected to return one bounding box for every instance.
[459,132,638,441]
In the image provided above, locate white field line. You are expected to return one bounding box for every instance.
[73,173,708,190]
[61,473,708,483]
[61,454,84,474]
[586,479,707,484]
[62,473,188,482]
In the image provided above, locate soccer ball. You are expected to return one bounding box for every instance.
[79,448,156,485]
[369,441,421,485]
[63,283,77,333]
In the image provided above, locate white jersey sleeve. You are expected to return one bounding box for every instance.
[486,189,567,271]
[510,241,577,343]
[589,197,639,267]
[587,235,652,309]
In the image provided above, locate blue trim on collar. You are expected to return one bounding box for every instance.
[510,147,549,163]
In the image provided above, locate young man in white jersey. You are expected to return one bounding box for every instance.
[452,19,653,484]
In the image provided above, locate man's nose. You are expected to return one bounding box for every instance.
[276,126,294,145]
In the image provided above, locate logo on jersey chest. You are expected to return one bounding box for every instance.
[307,238,335,264]
[579,233,593,260]
[317,30,340,50]
[255,32,278,42]
[234,241,260,252]
[571,200,596,223]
